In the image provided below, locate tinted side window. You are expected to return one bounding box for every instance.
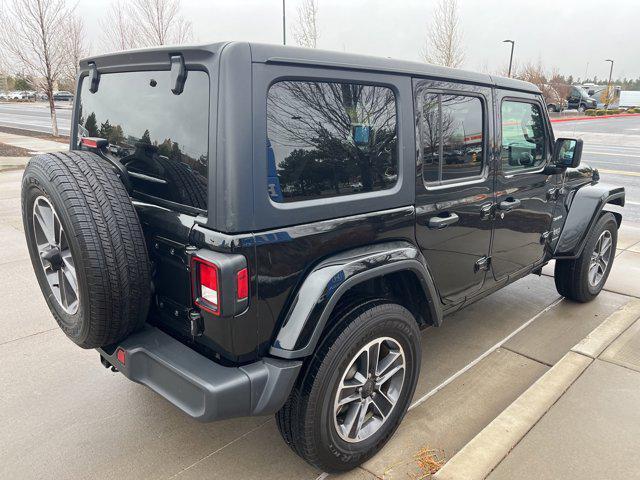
[417,93,484,184]
[78,70,209,210]
[266,80,398,203]
[501,100,546,172]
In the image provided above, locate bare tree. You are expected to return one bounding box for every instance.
[548,69,571,106]
[518,61,546,90]
[132,0,193,46]
[0,0,69,136]
[100,0,140,52]
[62,13,89,91]
[172,16,193,45]
[293,0,319,48]
[421,0,465,68]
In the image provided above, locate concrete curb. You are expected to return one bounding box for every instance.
[432,300,640,480]
[572,299,640,358]
[550,113,640,123]
[0,156,29,173]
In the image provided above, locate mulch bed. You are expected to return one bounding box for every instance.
[0,142,31,157]
[0,126,69,143]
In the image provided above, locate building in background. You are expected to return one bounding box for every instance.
[620,91,640,108]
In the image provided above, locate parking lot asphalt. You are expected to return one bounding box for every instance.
[0,102,72,136]
[553,115,640,223]
[1,165,638,480]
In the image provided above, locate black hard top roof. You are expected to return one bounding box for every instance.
[81,41,539,94]
[248,42,539,93]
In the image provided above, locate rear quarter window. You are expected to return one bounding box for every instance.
[77,70,210,211]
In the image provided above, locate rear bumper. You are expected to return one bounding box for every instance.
[99,326,302,422]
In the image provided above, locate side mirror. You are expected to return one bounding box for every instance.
[553,138,583,169]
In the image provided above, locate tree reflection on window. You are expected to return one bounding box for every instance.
[417,93,484,183]
[267,81,398,202]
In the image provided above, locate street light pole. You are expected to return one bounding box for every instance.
[282,0,287,45]
[503,40,515,77]
[605,59,614,111]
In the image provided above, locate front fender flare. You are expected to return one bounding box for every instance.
[269,241,442,359]
[554,183,624,259]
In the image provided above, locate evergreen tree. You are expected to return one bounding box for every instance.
[99,120,112,140]
[84,112,98,136]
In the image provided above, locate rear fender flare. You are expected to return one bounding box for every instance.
[269,241,442,359]
[554,183,624,259]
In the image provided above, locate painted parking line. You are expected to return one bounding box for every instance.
[597,168,640,177]
[408,297,564,411]
[584,160,640,169]
[585,145,640,151]
[583,151,640,158]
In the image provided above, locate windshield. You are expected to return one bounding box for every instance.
[77,70,210,211]
[574,86,590,99]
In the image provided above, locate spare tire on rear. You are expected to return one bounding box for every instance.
[22,151,151,348]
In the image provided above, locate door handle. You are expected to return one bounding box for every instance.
[498,198,521,212]
[428,212,459,229]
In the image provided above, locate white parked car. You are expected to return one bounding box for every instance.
[10,91,26,100]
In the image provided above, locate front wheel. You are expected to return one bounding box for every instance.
[276,301,421,472]
[555,213,618,302]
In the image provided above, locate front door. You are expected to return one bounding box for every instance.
[414,79,494,305]
[491,91,557,280]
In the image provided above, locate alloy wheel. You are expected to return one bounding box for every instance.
[588,230,613,287]
[333,336,406,443]
[32,196,79,314]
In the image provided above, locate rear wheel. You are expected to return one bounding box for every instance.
[554,213,617,302]
[275,301,421,472]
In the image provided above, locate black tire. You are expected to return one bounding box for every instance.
[22,151,151,348]
[554,212,618,302]
[275,301,421,472]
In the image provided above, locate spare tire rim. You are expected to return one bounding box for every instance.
[33,196,79,314]
[333,336,406,443]
[589,230,613,287]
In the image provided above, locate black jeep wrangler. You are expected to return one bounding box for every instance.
[22,42,624,472]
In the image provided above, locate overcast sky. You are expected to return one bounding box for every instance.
[80,0,640,80]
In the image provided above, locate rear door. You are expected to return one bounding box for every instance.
[491,91,557,280]
[414,79,494,305]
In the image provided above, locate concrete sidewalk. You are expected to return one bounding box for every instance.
[434,226,640,480]
[487,315,640,480]
[0,156,29,172]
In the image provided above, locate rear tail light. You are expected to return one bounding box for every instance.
[191,254,249,316]
[192,257,220,315]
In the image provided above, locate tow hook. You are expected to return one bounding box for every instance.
[189,310,204,337]
[100,355,118,372]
